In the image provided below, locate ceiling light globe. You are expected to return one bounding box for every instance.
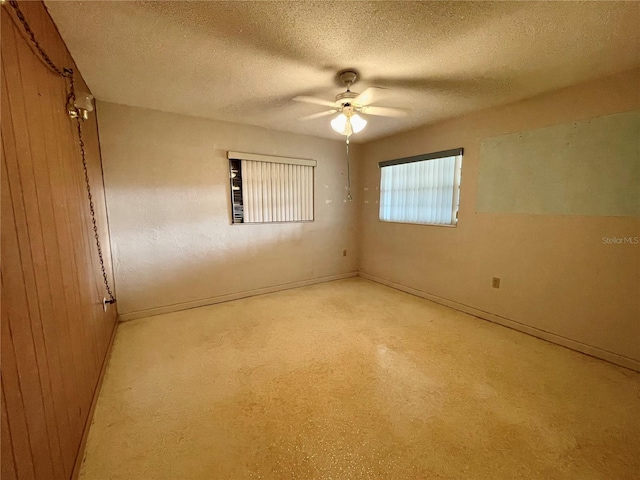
[331,113,348,134]
[350,114,367,133]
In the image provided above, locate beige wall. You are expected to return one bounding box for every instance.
[97,102,359,318]
[358,69,640,367]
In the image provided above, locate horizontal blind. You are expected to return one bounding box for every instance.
[379,154,461,225]
[242,160,314,222]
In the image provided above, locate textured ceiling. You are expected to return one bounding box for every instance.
[45,1,640,143]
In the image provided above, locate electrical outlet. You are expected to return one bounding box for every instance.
[343,250,347,257]
[492,277,501,289]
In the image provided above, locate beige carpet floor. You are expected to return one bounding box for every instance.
[80,278,639,479]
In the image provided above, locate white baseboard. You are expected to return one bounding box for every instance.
[118,272,358,322]
[358,271,640,373]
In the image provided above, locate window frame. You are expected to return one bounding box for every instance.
[378,148,463,227]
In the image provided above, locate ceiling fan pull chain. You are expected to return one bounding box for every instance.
[346,136,353,202]
[5,0,116,306]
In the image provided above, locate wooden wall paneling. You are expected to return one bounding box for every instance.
[33,5,103,383]
[1,156,36,480]
[35,27,98,438]
[0,343,31,480]
[11,14,82,475]
[60,94,105,386]
[60,103,103,384]
[41,2,104,385]
[45,7,102,394]
[36,0,119,360]
[23,11,82,472]
[1,30,59,480]
[1,169,55,478]
[46,0,120,386]
[10,19,89,479]
[39,0,119,362]
[1,2,118,478]
[37,1,109,378]
[1,385,19,480]
[19,4,98,412]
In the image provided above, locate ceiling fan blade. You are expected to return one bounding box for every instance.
[353,87,388,106]
[293,95,336,107]
[299,110,336,121]
[361,105,410,117]
[371,76,510,96]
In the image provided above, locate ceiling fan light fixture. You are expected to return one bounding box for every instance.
[331,112,366,136]
[297,69,408,136]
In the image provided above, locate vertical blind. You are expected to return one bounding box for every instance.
[228,152,316,224]
[242,160,314,222]
[379,150,462,225]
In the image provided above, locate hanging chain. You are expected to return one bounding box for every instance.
[345,136,353,202]
[70,77,116,303]
[5,0,116,304]
[7,0,70,77]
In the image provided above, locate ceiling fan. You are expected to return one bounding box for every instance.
[293,70,410,136]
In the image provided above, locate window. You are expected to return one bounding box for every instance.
[228,151,316,224]
[379,148,463,225]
